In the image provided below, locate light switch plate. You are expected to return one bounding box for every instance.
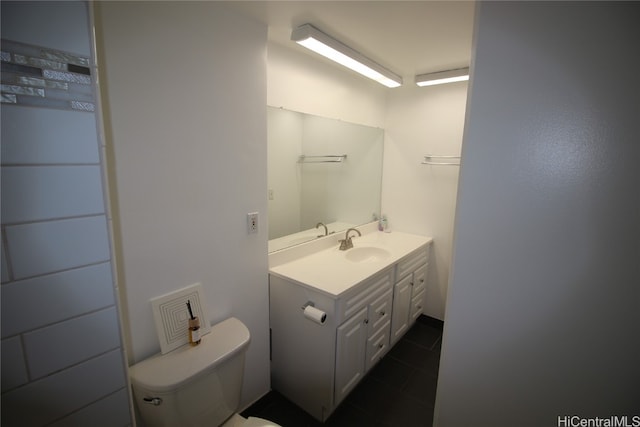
[151,282,211,354]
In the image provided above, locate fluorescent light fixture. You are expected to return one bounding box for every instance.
[291,24,402,88]
[415,68,469,87]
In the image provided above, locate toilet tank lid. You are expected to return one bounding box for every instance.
[129,317,250,393]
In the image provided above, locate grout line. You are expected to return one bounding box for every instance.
[1,303,118,341]
[0,163,101,167]
[429,335,442,352]
[1,212,107,228]
[1,227,16,283]
[1,259,112,285]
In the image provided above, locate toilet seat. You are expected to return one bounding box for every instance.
[242,416,282,427]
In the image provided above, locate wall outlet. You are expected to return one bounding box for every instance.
[247,212,259,234]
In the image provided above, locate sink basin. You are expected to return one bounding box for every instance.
[344,246,391,263]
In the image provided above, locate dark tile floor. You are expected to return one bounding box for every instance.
[242,315,443,427]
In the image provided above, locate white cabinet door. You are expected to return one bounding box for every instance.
[391,274,413,345]
[335,307,368,405]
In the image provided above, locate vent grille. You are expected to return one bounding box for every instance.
[151,283,211,354]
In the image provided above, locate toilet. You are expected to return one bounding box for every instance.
[129,317,281,427]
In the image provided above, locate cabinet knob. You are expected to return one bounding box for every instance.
[378,343,384,349]
[364,319,369,324]
[420,278,424,283]
[379,311,385,317]
[410,282,414,286]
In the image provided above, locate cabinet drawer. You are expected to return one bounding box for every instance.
[396,245,428,281]
[365,320,391,372]
[410,289,426,322]
[339,268,393,322]
[367,289,392,336]
[413,264,427,295]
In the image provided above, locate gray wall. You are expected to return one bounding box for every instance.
[435,2,640,426]
[1,2,131,426]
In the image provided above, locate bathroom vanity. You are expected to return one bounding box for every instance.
[268,224,432,421]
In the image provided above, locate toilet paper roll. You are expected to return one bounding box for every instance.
[303,305,327,325]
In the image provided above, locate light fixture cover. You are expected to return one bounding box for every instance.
[415,68,470,87]
[291,24,402,88]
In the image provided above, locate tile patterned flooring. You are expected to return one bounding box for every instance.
[242,316,443,427]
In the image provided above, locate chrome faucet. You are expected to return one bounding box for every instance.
[339,228,361,251]
[316,222,328,237]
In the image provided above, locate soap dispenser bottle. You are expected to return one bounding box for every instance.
[379,215,389,232]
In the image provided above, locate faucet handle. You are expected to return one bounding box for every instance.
[338,238,353,251]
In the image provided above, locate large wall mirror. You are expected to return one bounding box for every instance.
[268,107,384,252]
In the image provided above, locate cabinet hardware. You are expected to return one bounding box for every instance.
[364,319,369,324]
[378,343,384,349]
[379,311,385,316]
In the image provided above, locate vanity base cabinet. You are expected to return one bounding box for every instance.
[269,242,431,422]
[269,267,393,422]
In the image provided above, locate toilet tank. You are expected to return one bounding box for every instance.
[129,317,251,427]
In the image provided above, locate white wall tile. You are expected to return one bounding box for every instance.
[48,389,131,427]
[1,263,115,338]
[0,106,100,165]
[1,337,29,392]
[1,166,105,224]
[24,307,121,379]
[1,349,127,426]
[0,1,91,55]
[5,215,110,279]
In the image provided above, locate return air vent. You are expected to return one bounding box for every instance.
[151,282,211,354]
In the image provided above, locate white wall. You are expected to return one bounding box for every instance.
[95,2,270,407]
[435,2,640,426]
[382,83,468,320]
[267,42,387,128]
[1,2,131,426]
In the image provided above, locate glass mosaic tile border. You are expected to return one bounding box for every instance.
[1,39,95,112]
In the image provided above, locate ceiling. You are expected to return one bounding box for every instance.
[228,1,476,84]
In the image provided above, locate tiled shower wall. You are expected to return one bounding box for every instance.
[1,2,131,426]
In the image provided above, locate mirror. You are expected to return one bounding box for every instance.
[268,107,384,252]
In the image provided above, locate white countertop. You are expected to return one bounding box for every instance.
[269,229,432,298]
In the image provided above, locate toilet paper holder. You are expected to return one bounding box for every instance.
[301,301,327,325]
